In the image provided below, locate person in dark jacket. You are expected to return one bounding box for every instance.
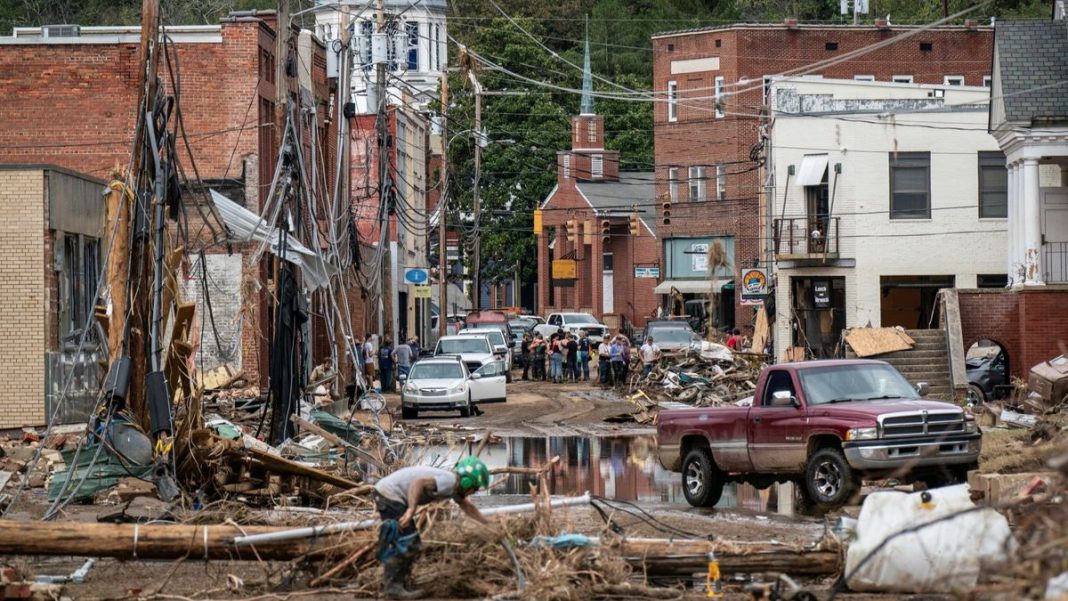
[564,334,579,382]
[577,333,591,381]
[379,338,395,392]
[532,334,547,381]
[520,332,532,380]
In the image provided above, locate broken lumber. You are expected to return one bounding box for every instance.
[606,538,840,576]
[0,520,374,561]
[290,414,386,471]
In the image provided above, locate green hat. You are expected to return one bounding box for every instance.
[455,456,490,493]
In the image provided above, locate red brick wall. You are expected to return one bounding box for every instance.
[653,25,994,327]
[958,287,1068,380]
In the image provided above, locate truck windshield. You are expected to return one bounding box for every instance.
[648,327,695,344]
[436,338,491,354]
[564,314,598,324]
[798,364,918,405]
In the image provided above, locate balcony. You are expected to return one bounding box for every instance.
[774,216,841,262]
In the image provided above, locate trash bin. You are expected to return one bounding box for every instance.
[1028,355,1068,408]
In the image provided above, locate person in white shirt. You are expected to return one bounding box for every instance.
[639,337,661,377]
[596,339,612,385]
[363,337,376,385]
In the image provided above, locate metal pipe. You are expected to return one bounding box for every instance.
[231,492,591,546]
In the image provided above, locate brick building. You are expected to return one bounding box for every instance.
[0,14,359,417]
[651,22,994,329]
[0,166,105,429]
[536,51,659,329]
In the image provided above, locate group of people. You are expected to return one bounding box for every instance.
[355,335,422,393]
[516,330,665,387]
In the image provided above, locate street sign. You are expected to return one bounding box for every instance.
[741,268,768,302]
[634,266,660,279]
[404,268,429,285]
[410,285,432,299]
[551,259,577,279]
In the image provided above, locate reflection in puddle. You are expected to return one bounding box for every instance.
[417,434,784,511]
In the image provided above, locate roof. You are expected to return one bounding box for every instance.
[652,22,991,40]
[575,172,657,237]
[994,19,1068,124]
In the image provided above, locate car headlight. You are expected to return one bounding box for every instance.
[963,419,979,434]
[449,382,467,394]
[403,382,418,394]
[845,427,879,441]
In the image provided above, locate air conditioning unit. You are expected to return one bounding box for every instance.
[42,24,81,38]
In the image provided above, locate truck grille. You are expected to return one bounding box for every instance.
[580,326,606,337]
[880,411,965,438]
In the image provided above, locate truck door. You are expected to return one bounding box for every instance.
[748,369,808,473]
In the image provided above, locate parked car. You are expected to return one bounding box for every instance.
[644,320,702,354]
[657,359,981,510]
[966,350,1009,401]
[533,312,609,342]
[458,328,514,382]
[518,314,545,326]
[433,335,497,375]
[399,357,508,419]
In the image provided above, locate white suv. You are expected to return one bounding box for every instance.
[534,312,609,343]
[458,327,514,382]
[399,357,507,419]
[433,335,497,375]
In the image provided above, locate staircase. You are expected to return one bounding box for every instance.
[847,329,954,399]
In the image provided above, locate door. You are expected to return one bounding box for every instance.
[748,370,808,473]
[470,361,507,403]
[1042,188,1068,283]
[602,252,614,314]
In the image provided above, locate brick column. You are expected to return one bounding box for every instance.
[591,222,603,321]
[537,225,549,315]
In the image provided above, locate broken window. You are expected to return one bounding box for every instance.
[978,151,1008,218]
[889,152,930,219]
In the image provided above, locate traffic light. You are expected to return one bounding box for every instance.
[661,199,671,226]
[629,210,640,236]
[600,219,611,244]
[566,219,577,245]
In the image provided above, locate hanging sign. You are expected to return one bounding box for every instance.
[741,268,768,302]
[410,285,432,299]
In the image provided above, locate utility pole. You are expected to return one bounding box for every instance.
[438,72,449,337]
[468,70,482,311]
[374,0,393,339]
[336,2,352,372]
[276,0,289,128]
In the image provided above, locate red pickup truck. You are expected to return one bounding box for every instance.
[657,359,981,509]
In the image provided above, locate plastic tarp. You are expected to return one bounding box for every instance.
[210,189,337,290]
[845,484,1015,593]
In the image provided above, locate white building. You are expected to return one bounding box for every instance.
[314,0,448,114]
[768,78,1008,360]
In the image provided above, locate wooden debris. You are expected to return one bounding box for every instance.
[844,327,915,358]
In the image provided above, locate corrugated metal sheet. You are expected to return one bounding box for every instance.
[47,169,106,237]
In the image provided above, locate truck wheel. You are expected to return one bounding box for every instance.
[804,448,859,508]
[401,405,418,420]
[682,449,725,507]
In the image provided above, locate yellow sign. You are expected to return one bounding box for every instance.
[552,259,577,279]
[533,209,543,234]
[410,285,432,299]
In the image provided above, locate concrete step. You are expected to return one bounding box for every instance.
[866,349,948,360]
[893,364,949,375]
[904,328,946,339]
[874,356,951,367]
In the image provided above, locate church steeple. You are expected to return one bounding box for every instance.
[580,15,594,116]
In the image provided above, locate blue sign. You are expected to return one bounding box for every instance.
[404,268,429,285]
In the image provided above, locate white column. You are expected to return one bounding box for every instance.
[1007,163,1017,283]
[1015,161,1026,286]
[1022,158,1044,285]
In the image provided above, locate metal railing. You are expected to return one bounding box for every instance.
[1044,241,1068,284]
[773,215,840,258]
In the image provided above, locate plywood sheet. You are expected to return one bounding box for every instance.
[844,327,915,358]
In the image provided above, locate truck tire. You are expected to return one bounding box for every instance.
[681,449,725,508]
[804,448,859,508]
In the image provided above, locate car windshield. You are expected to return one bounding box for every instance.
[564,314,598,324]
[437,338,491,354]
[464,330,505,346]
[510,319,535,330]
[799,364,919,405]
[648,327,695,344]
[409,363,463,380]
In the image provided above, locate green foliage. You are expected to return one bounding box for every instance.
[0,0,276,34]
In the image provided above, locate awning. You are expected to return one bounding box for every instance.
[210,189,338,291]
[795,154,829,186]
[654,279,732,294]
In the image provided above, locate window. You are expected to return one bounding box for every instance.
[688,166,707,202]
[587,119,597,144]
[983,75,992,87]
[892,75,913,84]
[386,20,399,71]
[602,252,614,271]
[978,274,1008,288]
[889,152,931,219]
[667,81,678,122]
[360,21,373,66]
[715,39,722,48]
[853,75,875,81]
[562,154,571,179]
[944,75,964,86]
[715,164,726,200]
[763,371,795,406]
[668,167,679,202]
[406,21,419,70]
[920,42,933,52]
[825,41,839,51]
[591,154,603,178]
[978,151,1008,218]
[714,76,725,118]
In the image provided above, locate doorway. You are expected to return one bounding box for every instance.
[602,252,614,314]
[879,275,955,329]
[791,276,846,359]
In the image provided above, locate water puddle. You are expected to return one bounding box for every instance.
[417,434,790,512]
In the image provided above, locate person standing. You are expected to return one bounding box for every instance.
[520,332,532,381]
[597,337,611,385]
[364,336,377,389]
[373,457,492,599]
[577,333,591,382]
[379,338,396,393]
[564,333,579,382]
[533,334,547,381]
[393,341,413,382]
[608,336,625,386]
[620,335,632,382]
[549,333,564,383]
[639,337,662,378]
[408,337,421,359]
[726,328,743,351]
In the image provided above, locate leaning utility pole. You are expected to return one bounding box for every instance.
[276,0,289,128]
[438,72,449,336]
[375,0,393,338]
[468,70,482,311]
